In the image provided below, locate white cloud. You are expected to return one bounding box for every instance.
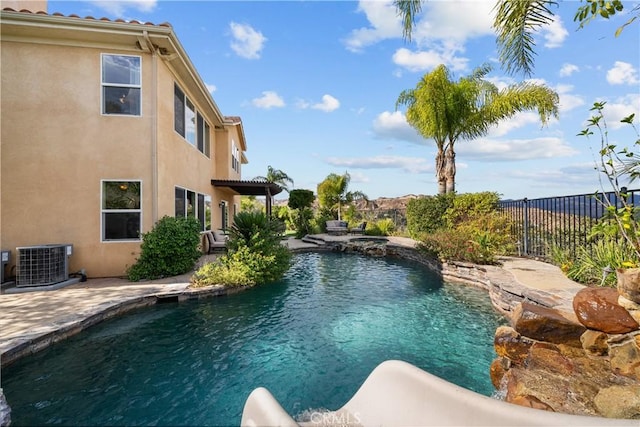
[251,91,285,109]
[91,0,157,16]
[296,95,341,112]
[347,171,370,183]
[343,0,402,53]
[504,163,599,187]
[325,155,432,174]
[600,95,640,129]
[555,84,585,113]
[459,137,578,161]
[392,47,468,73]
[541,16,568,48]
[205,83,217,94]
[559,63,579,77]
[312,95,340,112]
[606,61,639,85]
[487,112,542,137]
[372,111,423,143]
[229,22,266,59]
[345,0,494,71]
[411,0,495,45]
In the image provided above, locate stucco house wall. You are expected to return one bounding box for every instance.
[0,5,249,278]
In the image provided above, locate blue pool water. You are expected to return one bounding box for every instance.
[2,252,506,426]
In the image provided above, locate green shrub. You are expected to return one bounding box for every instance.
[291,207,314,238]
[191,242,291,287]
[443,192,501,228]
[365,218,395,236]
[454,211,515,256]
[566,239,637,287]
[312,208,334,233]
[191,211,292,288]
[406,194,455,238]
[127,216,202,281]
[418,228,498,264]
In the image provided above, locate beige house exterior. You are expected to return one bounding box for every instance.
[0,2,259,278]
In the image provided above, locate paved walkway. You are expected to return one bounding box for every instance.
[0,235,583,367]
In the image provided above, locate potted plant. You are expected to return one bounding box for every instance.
[579,102,640,302]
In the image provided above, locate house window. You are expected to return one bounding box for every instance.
[231,142,240,172]
[175,187,210,231]
[197,113,210,157]
[174,83,210,156]
[102,54,141,116]
[102,180,141,241]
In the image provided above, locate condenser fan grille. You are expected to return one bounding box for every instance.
[17,245,70,287]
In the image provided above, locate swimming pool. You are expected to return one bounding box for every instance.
[2,252,506,426]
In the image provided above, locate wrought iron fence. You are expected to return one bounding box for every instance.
[356,208,407,231]
[499,188,639,260]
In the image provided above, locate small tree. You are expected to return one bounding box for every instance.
[288,189,316,238]
[579,102,640,267]
[288,189,315,210]
[317,172,367,220]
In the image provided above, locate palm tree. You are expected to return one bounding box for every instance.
[317,172,368,220]
[396,63,559,194]
[253,165,294,192]
[395,0,637,77]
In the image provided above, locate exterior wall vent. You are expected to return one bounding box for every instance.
[16,244,72,287]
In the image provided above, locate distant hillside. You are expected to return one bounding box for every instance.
[274,194,426,210]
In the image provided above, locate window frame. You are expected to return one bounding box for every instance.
[101,54,142,117]
[175,186,211,231]
[101,180,142,242]
[174,83,211,157]
[231,142,241,173]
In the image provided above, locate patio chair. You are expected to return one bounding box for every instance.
[204,230,228,254]
[350,222,367,235]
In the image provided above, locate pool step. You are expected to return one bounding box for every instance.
[301,235,325,246]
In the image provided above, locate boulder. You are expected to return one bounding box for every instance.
[580,330,609,356]
[494,326,534,364]
[609,336,640,380]
[512,302,586,346]
[489,358,508,389]
[573,287,639,334]
[594,385,640,419]
[526,343,574,376]
[617,268,640,304]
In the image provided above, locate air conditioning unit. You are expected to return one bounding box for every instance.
[16,244,72,287]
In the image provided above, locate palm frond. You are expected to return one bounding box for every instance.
[394,0,423,41]
[493,0,558,77]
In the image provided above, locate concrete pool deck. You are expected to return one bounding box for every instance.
[0,234,582,367]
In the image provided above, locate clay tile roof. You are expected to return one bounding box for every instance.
[224,116,242,123]
[1,7,168,28]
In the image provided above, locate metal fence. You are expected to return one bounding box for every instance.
[356,208,407,231]
[499,188,638,259]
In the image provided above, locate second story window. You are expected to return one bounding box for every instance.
[102,54,141,116]
[174,83,210,156]
[231,142,240,172]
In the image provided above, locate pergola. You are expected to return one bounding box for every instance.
[210,179,283,217]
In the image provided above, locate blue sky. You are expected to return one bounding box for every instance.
[51,0,640,200]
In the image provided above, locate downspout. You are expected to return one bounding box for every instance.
[144,31,159,223]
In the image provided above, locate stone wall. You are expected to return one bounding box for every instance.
[491,290,640,419]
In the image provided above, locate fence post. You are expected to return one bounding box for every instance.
[523,198,529,256]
